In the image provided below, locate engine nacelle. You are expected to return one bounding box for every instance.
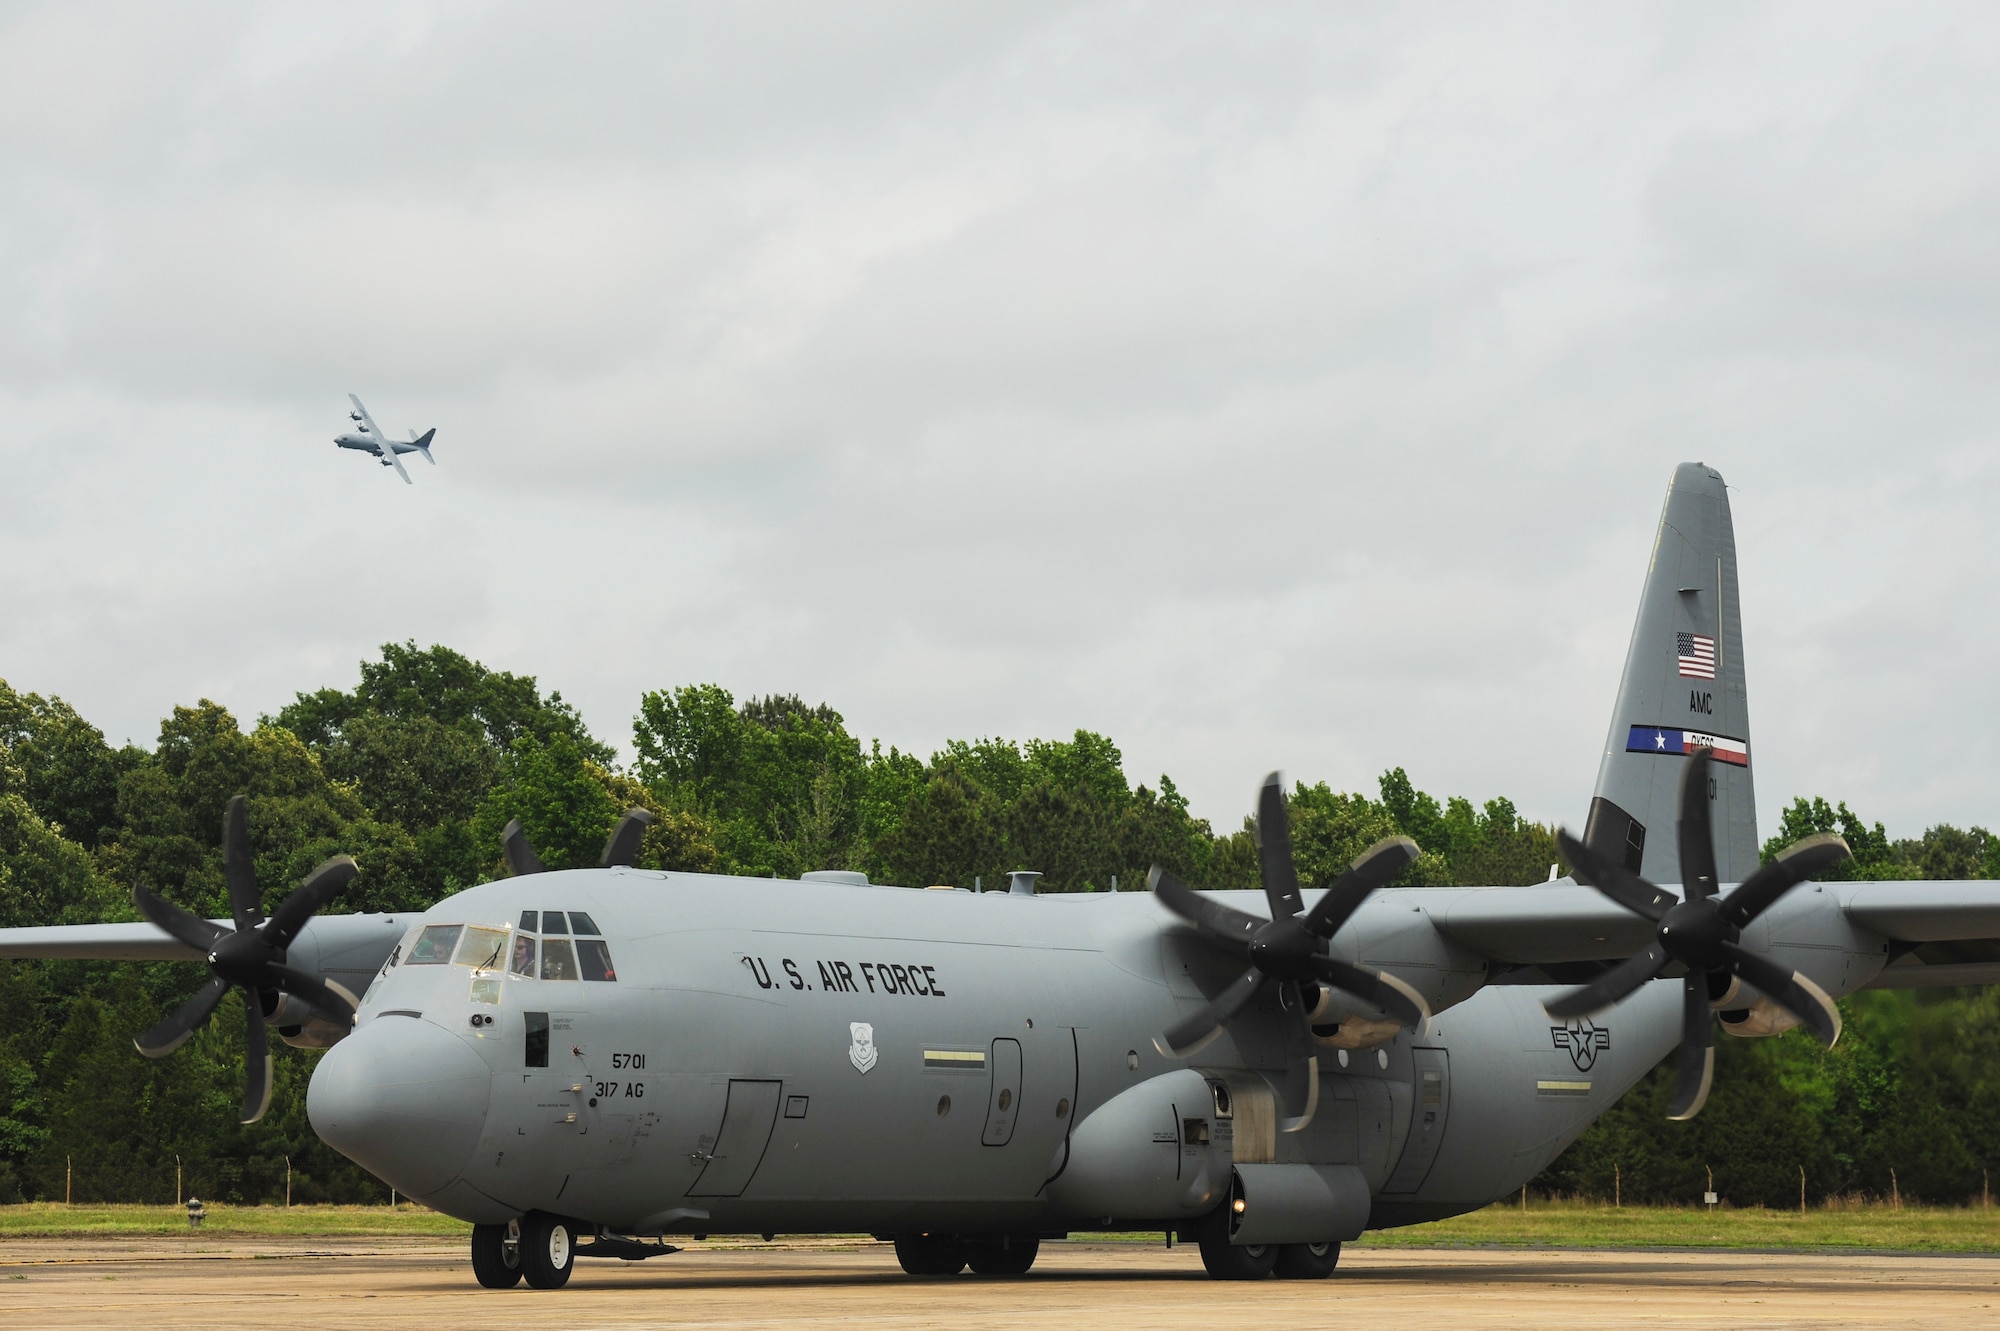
[265,989,354,1050]
[1047,1069,1232,1225]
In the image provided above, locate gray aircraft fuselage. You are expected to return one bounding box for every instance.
[334,432,423,458]
[310,868,1694,1239]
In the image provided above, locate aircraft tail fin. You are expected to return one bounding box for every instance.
[411,427,436,463]
[1584,463,1757,887]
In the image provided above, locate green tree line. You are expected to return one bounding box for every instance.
[0,644,1994,1208]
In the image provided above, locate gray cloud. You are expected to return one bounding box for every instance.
[2,1,1995,844]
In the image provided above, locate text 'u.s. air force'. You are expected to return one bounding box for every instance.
[742,955,946,998]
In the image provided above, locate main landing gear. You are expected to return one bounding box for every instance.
[472,1213,576,1289]
[892,1233,1041,1276]
[1190,1205,1340,1281]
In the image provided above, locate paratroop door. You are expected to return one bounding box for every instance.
[1382,1048,1450,1195]
[981,1038,1023,1146]
[689,1079,783,1197]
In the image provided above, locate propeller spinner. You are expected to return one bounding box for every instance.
[1545,748,1852,1120]
[130,795,359,1124]
[1150,772,1430,1132]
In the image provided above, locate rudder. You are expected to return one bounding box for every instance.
[1583,463,1756,887]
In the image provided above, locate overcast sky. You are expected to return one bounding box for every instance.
[2,2,1995,843]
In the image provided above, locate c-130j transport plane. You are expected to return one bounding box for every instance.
[6,463,1999,1289]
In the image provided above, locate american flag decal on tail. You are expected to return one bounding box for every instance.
[1676,632,1716,679]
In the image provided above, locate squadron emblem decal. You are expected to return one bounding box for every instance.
[1551,1018,1611,1071]
[848,1021,879,1074]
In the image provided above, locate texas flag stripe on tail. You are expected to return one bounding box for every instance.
[1625,726,1749,767]
[1677,632,1717,679]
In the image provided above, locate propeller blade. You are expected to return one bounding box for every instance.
[265,964,358,1027]
[1149,867,1261,958]
[222,794,265,931]
[1302,836,1420,939]
[1543,940,1672,1020]
[262,856,358,950]
[134,975,230,1058]
[132,882,227,953]
[1256,772,1304,921]
[1676,750,1719,901]
[1716,833,1852,929]
[1155,964,1266,1059]
[1312,954,1431,1028]
[1715,941,1843,1047]
[601,808,656,868]
[241,999,273,1125]
[503,819,547,876]
[1666,973,1716,1120]
[1274,1017,1320,1135]
[1555,829,1675,922]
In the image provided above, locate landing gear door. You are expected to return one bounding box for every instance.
[1381,1047,1450,1195]
[689,1079,783,1197]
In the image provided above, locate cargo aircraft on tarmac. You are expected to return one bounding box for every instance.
[5,464,1998,1289]
[334,393,435,484]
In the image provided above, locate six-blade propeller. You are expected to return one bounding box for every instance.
[502,807,656,876]
[130,795,359,1124]
[1149,771,1429,1132]
[1545,748,1851,1120]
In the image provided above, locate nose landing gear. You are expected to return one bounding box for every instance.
[470,1218,523,1289]
[520,1212,577,1289]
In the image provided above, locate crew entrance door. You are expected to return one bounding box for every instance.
[688,1079,784,1198]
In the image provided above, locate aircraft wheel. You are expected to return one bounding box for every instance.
[893,1233,968,1276]
[471,1219,524,1288]
[520,1212,576,1289]
[1194,1206,1276,1280]
[966,1237,1039,1275]
[1273,1240,1341,1279]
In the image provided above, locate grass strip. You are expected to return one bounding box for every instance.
[1351,1199,2000,1253]
[0,1203,469,1238]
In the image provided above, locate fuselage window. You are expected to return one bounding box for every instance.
[407,924,462,964]
[575,938,617,981]
[518,910,538,933]
[510,934,538,977]
[541,911,569,934]
[569,911,601,935]
[541,938,579,981]
[525,1011,549,1068]
[453,925,510,970]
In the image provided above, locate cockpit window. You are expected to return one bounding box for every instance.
[569,911,601,936]
[510,933,537,977]
[518,910,538,933]
[540,937,579,981]
[407,924,462,964]
[453,926,510,970]
[576,938,617,981]
[541,911,569,934]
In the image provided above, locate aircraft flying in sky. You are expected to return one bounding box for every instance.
[5,463,1995,1289]
[334,393,436,484]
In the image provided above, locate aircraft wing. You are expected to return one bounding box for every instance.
[0,920,208,961]
[348,393,385,443]
[0,913,410,996]
[1841,881,2000,988]
[349,394,411,483]
[1435,877,2000,990]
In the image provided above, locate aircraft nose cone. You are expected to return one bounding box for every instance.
[308,1015,491,1197]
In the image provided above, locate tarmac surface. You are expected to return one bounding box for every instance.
[3,1235,1999,1329]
